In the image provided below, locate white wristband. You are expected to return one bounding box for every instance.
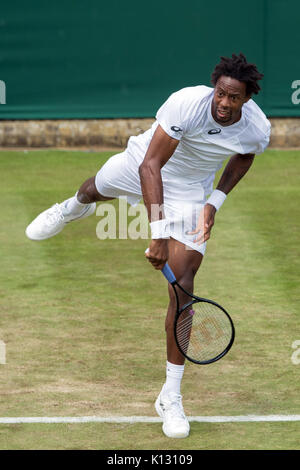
[206,189,227,211]
[150,219,170,239]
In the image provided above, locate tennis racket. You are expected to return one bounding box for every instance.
[161,262,235,365]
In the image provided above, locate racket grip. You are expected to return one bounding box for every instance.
[161,263,177,284]
[145,248,176,284]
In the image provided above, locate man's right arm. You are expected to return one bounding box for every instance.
[139,124,179,269]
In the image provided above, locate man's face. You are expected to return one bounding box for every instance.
[211,75,251,126]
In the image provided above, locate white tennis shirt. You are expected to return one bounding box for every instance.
[126,86,271,200]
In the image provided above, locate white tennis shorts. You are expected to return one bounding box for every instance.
[95,151,207,255]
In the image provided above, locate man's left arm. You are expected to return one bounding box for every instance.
[191,153,255,244]
[215,152,255,194]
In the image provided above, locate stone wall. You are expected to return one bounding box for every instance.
[0,119,153,149]
[0,118,299,149]
[268,119,300,148]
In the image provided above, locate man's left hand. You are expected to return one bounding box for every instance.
[188,203,216,245]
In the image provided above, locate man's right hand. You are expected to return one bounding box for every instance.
[145,239,169,270]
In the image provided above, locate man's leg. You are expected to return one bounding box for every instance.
[166,237,203,365]
[77,176,114,203]
[155,237,203,438]
[25,176,114,241]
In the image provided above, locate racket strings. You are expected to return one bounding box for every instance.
[175,301,233,363]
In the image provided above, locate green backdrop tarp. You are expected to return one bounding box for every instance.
[0,0,299,119]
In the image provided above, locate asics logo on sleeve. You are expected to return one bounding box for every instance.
[208,128,221,134]
[171,126,182,132]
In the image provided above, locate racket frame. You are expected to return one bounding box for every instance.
[168,275,235,365]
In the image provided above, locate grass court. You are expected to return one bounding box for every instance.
[0,149,299,450]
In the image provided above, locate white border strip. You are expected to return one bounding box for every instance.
[0,415,300,424]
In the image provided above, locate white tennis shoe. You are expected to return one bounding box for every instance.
[155,390,190,438]
[25,200,96,241]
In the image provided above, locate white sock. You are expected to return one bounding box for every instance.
[162,361,185,396]
[60,192,86,216]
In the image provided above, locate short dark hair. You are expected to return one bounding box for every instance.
[211,53,264,96]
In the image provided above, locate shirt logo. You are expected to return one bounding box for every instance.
[208,128,221,135]
[171,126,182,132]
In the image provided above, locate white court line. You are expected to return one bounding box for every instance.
[0,415,300,424]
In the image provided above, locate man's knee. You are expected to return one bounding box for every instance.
[165,270,195,332]
[177,271,195,291]
[170,263,197,294]
[77,176,113,203]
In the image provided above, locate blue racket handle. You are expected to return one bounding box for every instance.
[145,248,176,284]
[161,263,177,284]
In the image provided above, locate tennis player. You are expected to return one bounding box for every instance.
[26,53,271,438]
